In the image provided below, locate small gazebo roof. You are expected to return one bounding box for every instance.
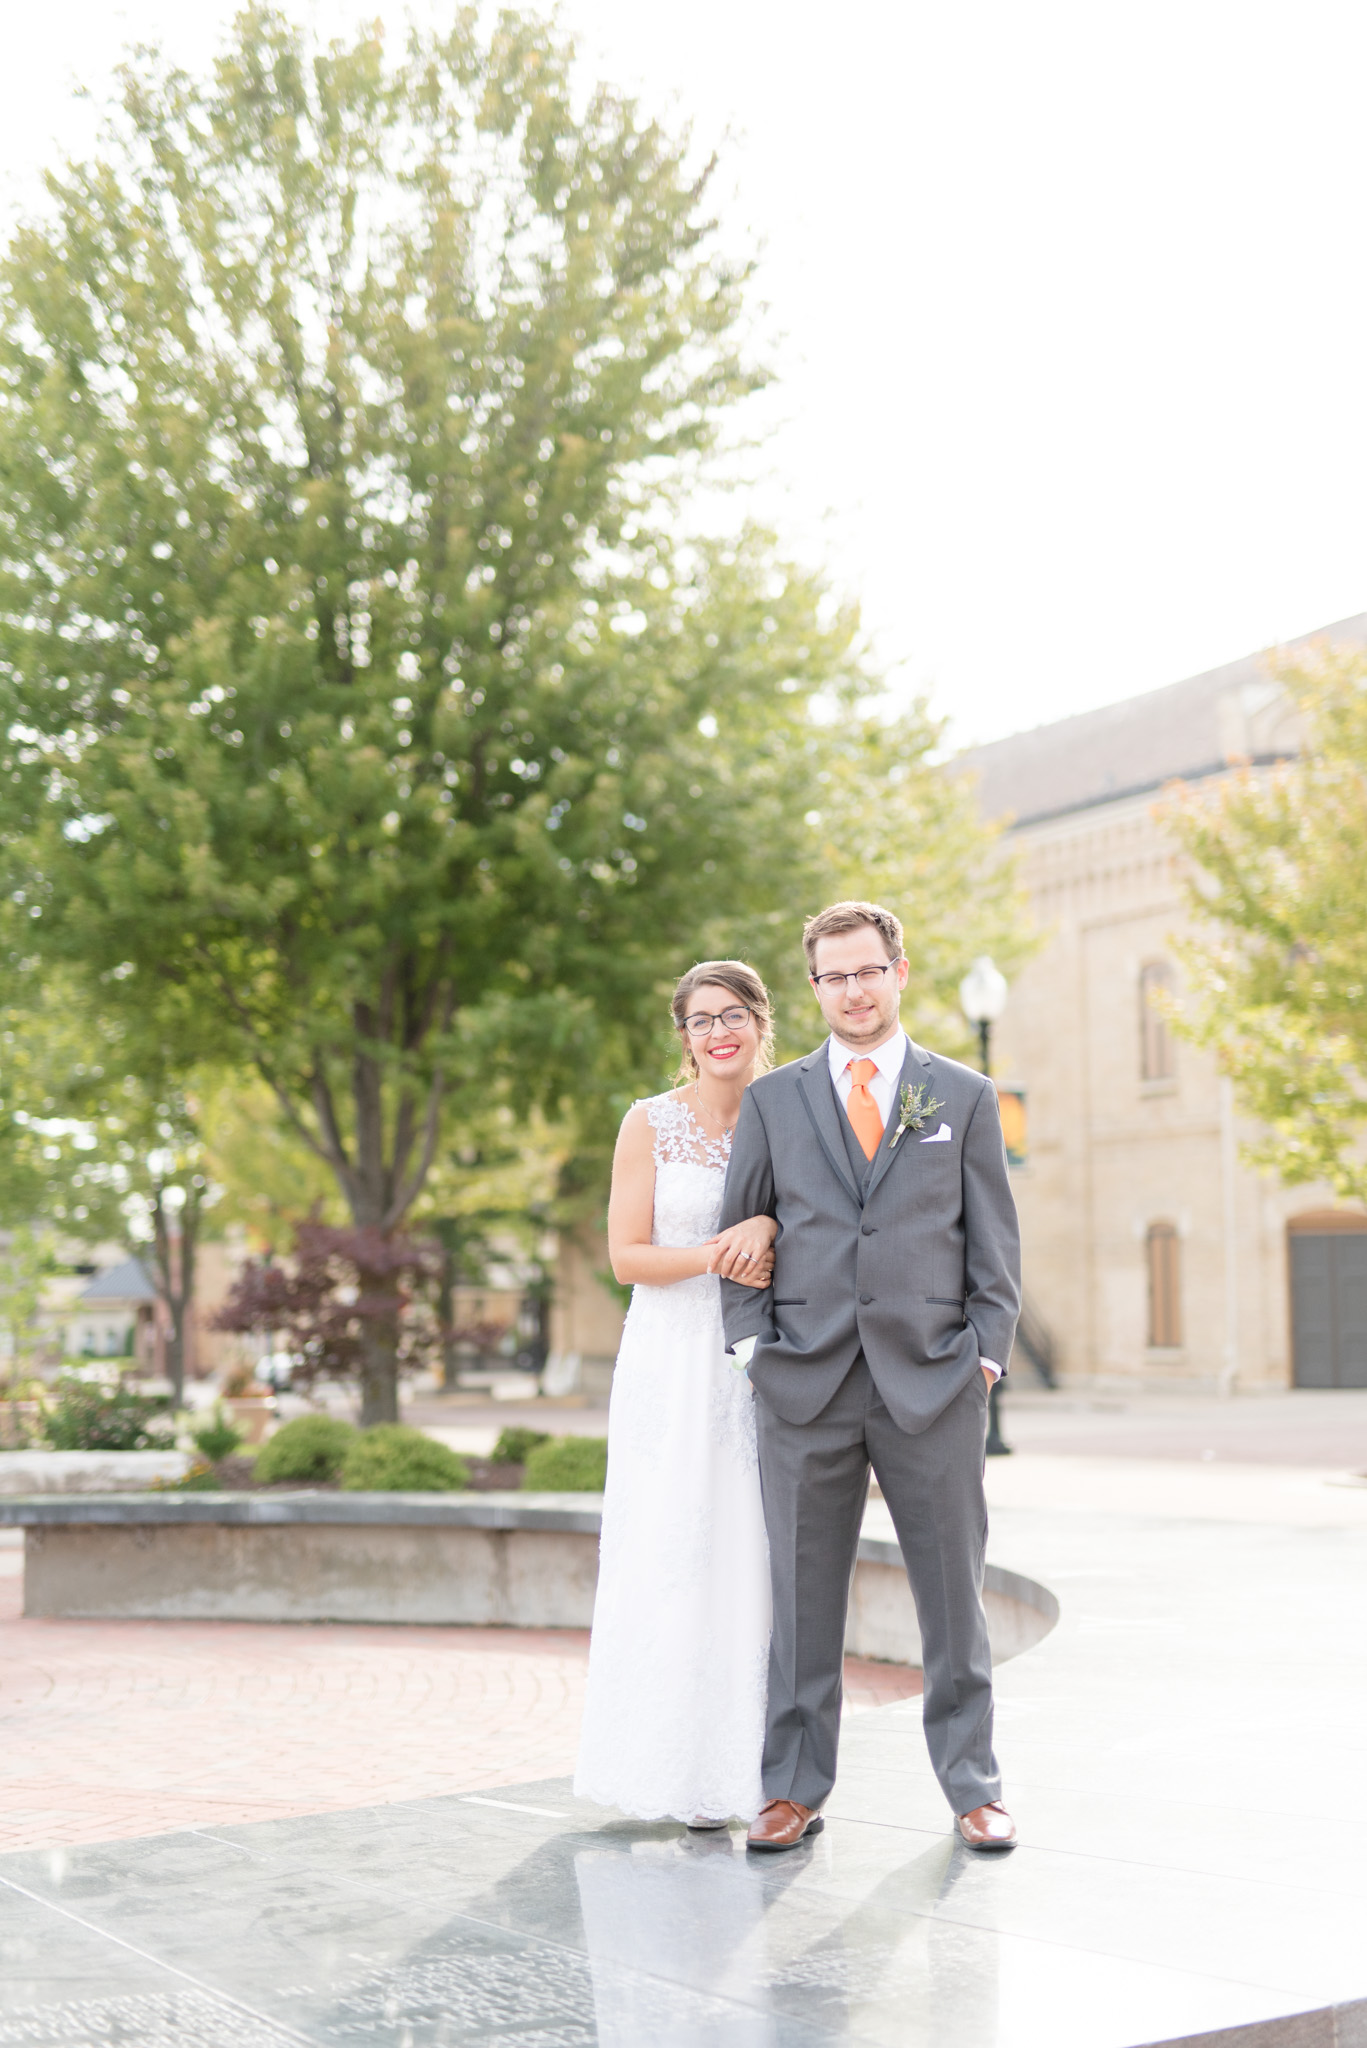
[76,1257,158,1307]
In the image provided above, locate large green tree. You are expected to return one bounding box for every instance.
[0,9,1028,1419]
[0,9,871,1418]
[1163,645,1367,1203]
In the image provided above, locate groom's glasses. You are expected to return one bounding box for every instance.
[809,961,903,993]
[682,1005,754,1037]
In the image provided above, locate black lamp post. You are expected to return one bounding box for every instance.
[958,956,1012,1457]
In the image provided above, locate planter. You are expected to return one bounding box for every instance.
[224,1394,276,1444]
[0,1492,1059,1662]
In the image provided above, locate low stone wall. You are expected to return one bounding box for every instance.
[0,1450,191,1495]
[23,1518,602,1629]
[852,1532,1058,1665]
[0,1493,1058,1667]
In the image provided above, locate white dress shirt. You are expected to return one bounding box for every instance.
[731,1029,1003,1381]
[827,1026,911,1123]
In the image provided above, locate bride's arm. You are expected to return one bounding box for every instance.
[608,1106,728,1287]
[706,1214,779,1279]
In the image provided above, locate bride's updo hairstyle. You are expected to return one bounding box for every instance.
[671,960,774,1085]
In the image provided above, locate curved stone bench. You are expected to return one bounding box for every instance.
[0,1492,1058,1666]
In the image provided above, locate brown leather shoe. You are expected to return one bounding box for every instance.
[746,1799,824,1851]
[956,1801,1017,1851]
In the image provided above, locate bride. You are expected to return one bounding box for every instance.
[574,960,779,1828]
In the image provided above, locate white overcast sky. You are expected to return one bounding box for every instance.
[4,0,1366,745]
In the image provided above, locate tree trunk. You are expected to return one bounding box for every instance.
[356,1276,401,1426]
[150,1184,200,1412]
[434,1219,459,1389]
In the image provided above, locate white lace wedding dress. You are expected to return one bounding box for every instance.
[574,1093,771,1824]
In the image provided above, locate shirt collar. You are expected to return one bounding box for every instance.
[827,1029,908,1085]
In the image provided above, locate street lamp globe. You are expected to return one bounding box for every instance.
[959,956,1008,1082]
[958,955,1008,1026]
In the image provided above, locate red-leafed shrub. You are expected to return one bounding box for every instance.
[212,1222,439,1396]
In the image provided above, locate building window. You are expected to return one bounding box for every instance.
[1139,960,1175,1082]
[1146,1222,1182,1348]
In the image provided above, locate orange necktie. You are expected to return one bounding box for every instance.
[846,1058,884,1160]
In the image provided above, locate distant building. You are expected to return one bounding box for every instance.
[960,612,1367,1391]
[66,1256,159,1366]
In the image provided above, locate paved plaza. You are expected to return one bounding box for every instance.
[3,1402,1367,2044]
[0,1542,917,1856]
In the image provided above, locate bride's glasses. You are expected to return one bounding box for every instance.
[809,962,900,993]
[682,1005,753,1037]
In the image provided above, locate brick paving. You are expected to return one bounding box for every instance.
[0,1549,918,1855]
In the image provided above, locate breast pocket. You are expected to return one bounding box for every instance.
[915,1144,960,1168]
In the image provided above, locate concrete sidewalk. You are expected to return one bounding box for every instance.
[982,1449,1367,1527]
[409,1384,1367,1471]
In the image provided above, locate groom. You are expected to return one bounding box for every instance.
[718,900,1021,1852]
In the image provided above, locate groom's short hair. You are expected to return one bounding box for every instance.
[803,900,904,971]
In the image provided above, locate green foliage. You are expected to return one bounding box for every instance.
[339,1424,470,1492]
[0,7,1027,1421]
[491,1425,551,1465]
[0,1228,53,1386]
[189,1410,245,1463]
[43,1376,171,1451]
[1162,647,1367,1202]
[802,707,1036,1063]
[253,1412,359,1483]
[0,967,222,1410]
[522,1434,607,1491]
[171,1460,225,1492]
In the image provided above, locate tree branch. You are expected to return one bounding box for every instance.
[308,1065,355,1189]
[193,947,343,1177]
[384,1070,445,1230]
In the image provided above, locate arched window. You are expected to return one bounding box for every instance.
[1146,1222,1182,1348]
[1139,960,1175,1082]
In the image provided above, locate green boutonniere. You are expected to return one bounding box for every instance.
[889,1080,947,1149]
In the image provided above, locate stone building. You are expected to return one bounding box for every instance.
[961,612,1367,1391]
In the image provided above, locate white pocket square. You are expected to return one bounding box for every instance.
[920,1123,952,1143]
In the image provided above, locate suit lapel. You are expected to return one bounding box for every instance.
[863,1037,933,1204]
[796,1043,862,1208]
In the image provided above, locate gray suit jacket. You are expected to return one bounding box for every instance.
[718,1035,1021,1434]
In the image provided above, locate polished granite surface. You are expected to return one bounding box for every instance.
[3,1502,1366,2047]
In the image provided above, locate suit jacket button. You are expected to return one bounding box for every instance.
[860,1226,875,1236]
[859,1294,874,1304]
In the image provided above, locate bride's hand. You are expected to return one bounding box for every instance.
[707,1215,778,1287]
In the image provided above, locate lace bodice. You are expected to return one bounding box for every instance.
[641,1093,730,1252]
[643,1091,732,1173]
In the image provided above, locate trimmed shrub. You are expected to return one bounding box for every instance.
[254,1413,358,1484]
[491,1425,551,1466]
[190,1411,245,1464]
[340,1424,470,1492]
[522,1435,607,1492]
[43,1377,171,1452]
